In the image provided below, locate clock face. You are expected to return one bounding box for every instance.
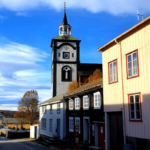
[63,52,70,59]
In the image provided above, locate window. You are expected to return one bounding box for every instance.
[62,66,72,81]
[83,96,89,109]
[42,106,47,114]
[69,100,73,110]
[69,117,74,132]
[50,105,52,114]
[72,53,74,57]
[126,50,139,79]
[94,92,101,109]
[75,117,80,134]
[41,118,46,130]
[75,98,80,110]
[49,119,52,132]
[108,59,118,84]
[57,103,60,114]
[128,93,142,121]
[59,53,61,57]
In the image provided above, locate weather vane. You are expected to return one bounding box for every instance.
[64,0,66,12]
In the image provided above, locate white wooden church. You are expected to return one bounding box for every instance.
[39,5,102,140]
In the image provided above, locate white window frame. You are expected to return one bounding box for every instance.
[42,106,47,114]
[50,105,52,114]
[94,92,101,109]
[57,103,60,114]
[129,94,141,121]
[69,99,74,110]
[83,95,89,109]
[127,51,138,78]
[109,60,117,83]
[41,118,46,130]
[49,119,52,132]
[75,98,80,110]
[69,117,74,132]
[75,117,80,134]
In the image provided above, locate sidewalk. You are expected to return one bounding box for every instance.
[0,137,35,143]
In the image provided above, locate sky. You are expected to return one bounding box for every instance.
[0,0,150,111]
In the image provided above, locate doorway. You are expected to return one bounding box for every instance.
[109,112,123,150]
[57,119,60,140]
[83,118,89,142]
[34,126,37,139]
[98,124,105,150]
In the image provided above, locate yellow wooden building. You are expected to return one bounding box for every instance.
[98,16,150,150]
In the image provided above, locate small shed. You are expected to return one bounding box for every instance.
[30,125,39,139]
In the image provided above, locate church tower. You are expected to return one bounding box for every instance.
[50,3,81,97]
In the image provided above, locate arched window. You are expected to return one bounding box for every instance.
[62,66,72,81]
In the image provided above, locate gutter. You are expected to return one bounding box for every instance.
[115,39,126,144]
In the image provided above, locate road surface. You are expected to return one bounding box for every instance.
[0,137,51,150]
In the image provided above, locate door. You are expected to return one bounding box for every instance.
[84,119,89,142]
[34,126,37,139]
[98,124,105,150]
[109,112,123,150]
[57,119,60,140]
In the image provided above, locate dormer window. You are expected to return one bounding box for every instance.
[83,95,89,109]
[62,66,72,81]
[69,100,73,110]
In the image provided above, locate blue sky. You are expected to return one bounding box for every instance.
[0,0,150,110]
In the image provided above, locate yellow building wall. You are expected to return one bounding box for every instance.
[102,20,150,139]
[3,123,39,130]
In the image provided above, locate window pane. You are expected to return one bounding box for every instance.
[128,55,131,62]
[130,96,134,103]
[131,111,134,119]
[135,95,139,103]
[133,67,137,75]
[128,69,132,77]
[136,103,140,111]
[110,69,112,76]
[130,104,134,111]
[128,62,132,69]
[110,75,112,82]
[113,61,116,68]
[110,63,112,70]
[136,111,140,119]
[133,53,137,60]
[133,60,137,67]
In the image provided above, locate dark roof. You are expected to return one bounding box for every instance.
[79,63,102,75]
[39,94,64,106]
[61,11,68,26]
[54,36,78,40]
[64,79,103,98]
[78,70,94,76]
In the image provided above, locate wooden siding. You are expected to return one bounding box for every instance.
[102,21,150,139]
[66,89,104,144]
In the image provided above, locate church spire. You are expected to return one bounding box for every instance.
[59,1,71,36]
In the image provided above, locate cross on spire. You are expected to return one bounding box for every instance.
[64,0,66,12]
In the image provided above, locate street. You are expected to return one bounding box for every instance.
[0,137,51,150]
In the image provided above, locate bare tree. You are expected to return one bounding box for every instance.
[15,90,39,126]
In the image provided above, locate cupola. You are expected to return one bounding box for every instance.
[59,2,71,36]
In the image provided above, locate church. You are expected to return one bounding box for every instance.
[39,4,102,140]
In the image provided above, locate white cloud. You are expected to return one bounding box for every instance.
[16,12,27,16]
[0,39,51,109]
[0,104,18,111]
[0,0,150,15]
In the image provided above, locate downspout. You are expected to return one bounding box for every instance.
[115,39,126,144]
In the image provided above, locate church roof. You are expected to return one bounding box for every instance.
[39,93,65,106]
[54,36,78,40]
[61,11,69,26]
